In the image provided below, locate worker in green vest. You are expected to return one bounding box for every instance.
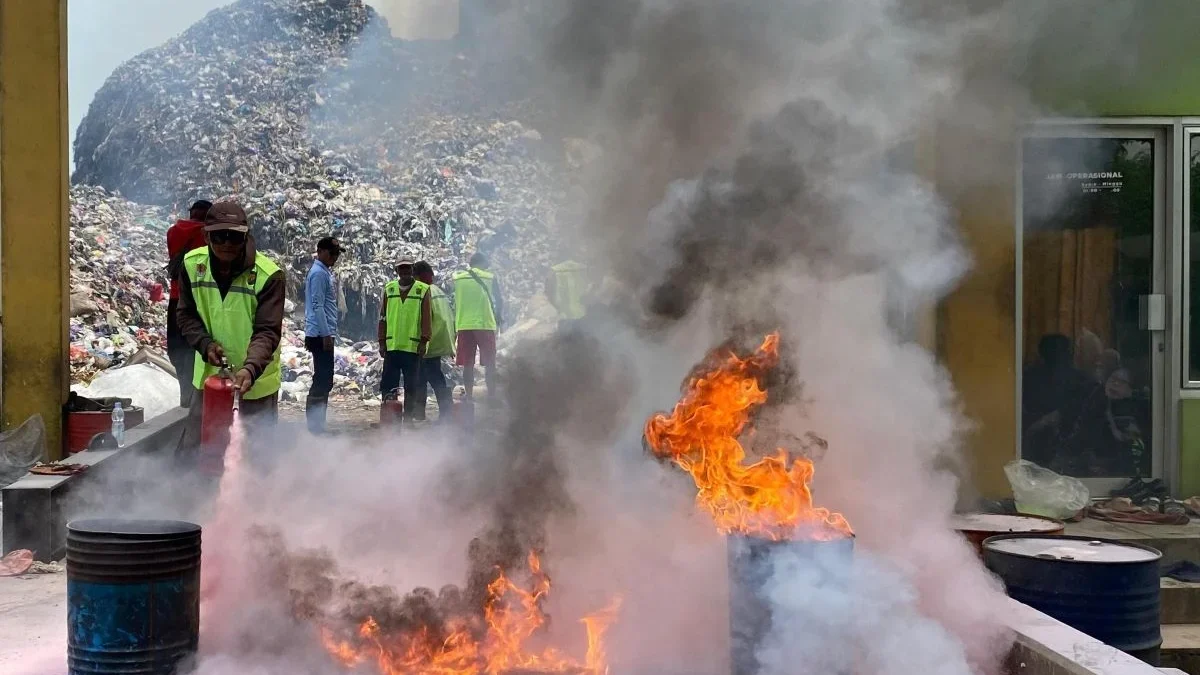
[545,259,591,328]
[175,201,285,456]
[377,256,432,421]
[448,252,504,400]
[415,260,455,422]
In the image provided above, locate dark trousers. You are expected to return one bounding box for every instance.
[381,351,422,418]
[166,299,195,408]
[304,337,335,398]
[421,356,454,420]
[305,337,334,433]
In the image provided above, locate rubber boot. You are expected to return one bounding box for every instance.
[305,395,328,435]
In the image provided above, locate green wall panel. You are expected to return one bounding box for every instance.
[1026,1,1200,116]
[1179,400,1200,496]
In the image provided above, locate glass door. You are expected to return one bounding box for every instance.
[1018,129,1164,492]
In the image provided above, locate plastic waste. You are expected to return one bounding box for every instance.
[72,363,179,421]
[111,402,125,448]
[1004,459,1090,520]
[0,414,47,489]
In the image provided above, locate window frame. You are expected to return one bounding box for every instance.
[1015,120,1172,490]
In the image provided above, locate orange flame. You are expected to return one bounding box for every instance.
[644,332,852,541]
[320,552,620,675]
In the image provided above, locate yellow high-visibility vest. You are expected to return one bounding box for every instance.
[384,279,429,353]
[183,248,281,400]
[551,260,587,320]
[452,268,497,331]
[428,284,455,357]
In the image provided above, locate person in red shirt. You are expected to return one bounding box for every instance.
[166,200,212,407]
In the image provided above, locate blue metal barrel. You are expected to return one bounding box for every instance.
[983,534,1161,665]
[728,535,854,675]
[66,519,202,675]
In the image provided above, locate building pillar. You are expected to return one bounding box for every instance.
[0,0,70,459]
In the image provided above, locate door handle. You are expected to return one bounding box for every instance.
[1139,294,1166,331]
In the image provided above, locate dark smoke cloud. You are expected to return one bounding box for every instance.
[449,330,634,580]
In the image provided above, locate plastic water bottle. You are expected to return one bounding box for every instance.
[111,402,125,448]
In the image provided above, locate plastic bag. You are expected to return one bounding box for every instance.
[71,363,179,421]
[1004,459,1090,519]
[0,414,47,489]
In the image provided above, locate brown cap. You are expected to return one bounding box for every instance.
[204,201,250,233]
[396,256,415,268]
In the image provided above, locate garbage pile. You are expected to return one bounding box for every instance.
[73,0,568,344]
[69,185,170,382]
[278,337,387,402]
[239,116,560,338]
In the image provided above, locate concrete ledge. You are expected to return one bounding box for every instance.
[1065,520,1200,569]
[1161,625,1200,674]
[1,407,188,560]
[1005,597,1161,675]
[1163,579,1200,625]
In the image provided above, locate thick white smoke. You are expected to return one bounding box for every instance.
[760,547,976,675]
[530,0,1028,673]
[50,0,1153,674]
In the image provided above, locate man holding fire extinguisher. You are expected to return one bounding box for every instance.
[176,201,285,459]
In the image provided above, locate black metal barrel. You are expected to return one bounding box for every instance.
[728,535,854,675]
[66,519,202,675]
[983,534,1161,665]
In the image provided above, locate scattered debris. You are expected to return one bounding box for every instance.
[29,463,90,476]
[26,560,66,575]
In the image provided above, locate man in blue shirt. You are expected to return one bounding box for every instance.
[305,236,343,433]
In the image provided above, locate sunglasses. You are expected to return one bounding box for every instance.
[210,230,246,245]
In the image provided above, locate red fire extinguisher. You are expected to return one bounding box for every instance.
[380,388,404,430]
[200,365,235,476]
[454,398,475,430]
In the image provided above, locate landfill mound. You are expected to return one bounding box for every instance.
[70,0,574,385]
[73,0,384,206]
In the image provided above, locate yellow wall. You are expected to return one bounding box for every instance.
[936,127,1018,499]
[0,0,70,459]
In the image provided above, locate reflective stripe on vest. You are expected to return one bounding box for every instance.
[384,279,429,353]
[428,284,456,357]
[551,260,587,320]
[184,248,282,400]
[452,268,497,331]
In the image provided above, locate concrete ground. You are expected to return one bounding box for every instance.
[0,570,67,674]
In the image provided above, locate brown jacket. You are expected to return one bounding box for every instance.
[377,282,432,350]
[176,236,285,383]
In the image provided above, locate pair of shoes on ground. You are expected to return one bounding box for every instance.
[1111,477,1169,505]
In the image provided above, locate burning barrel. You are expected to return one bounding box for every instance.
[728,534,854,675]
[983,534,1162,665]
[66,519,202,675]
